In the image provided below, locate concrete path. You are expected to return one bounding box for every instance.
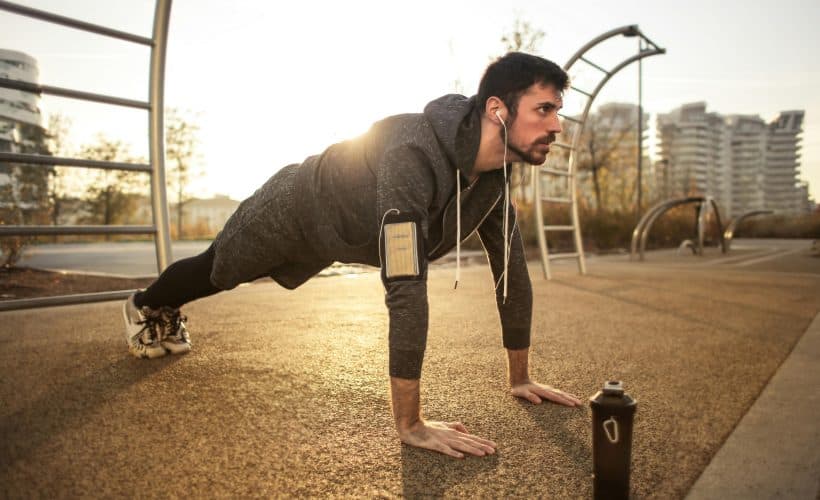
[687,312,820,499]
[1,248,819,498]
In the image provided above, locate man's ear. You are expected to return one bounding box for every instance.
[485,96,507,125]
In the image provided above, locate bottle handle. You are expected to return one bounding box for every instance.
[603,416,620,444]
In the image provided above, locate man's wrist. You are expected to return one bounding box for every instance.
[510,376,532,386]
[395,416,423,435]
[390,376,422,435]
[506,347,530,386]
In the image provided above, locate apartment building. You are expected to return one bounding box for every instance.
[658,103,809,218]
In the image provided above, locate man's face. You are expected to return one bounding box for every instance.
[504,83,563,165]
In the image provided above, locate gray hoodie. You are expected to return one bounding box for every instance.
[211,94,532,379]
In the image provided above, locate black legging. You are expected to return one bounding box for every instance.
[134,243,222,310]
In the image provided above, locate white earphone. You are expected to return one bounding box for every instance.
[494,109,505,126]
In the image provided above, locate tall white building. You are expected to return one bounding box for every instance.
[658,103,809,218]
[0,49,50,220]
[0,49,42,133]
[657,102,730,213]
[726,113,767,217]
[764,111,805,215]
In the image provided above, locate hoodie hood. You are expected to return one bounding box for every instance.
[424,93,513,302]
[423,94,482,179]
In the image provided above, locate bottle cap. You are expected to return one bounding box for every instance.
[602,380,624,396]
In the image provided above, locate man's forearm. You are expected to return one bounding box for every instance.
[506,347,531,386]
[390,377,421,433]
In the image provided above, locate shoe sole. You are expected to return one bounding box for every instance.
[162,341,191,355]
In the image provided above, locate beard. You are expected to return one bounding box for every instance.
[500,123,556,165]
[507,141,550,165]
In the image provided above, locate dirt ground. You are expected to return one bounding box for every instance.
[0,267,155,301]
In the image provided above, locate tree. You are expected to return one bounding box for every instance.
[500,18,545,54]
[44,113,72,228]
[79,136,143,238]
[575,106,642,213]
[0,121,54,267]
[165,108,202,239]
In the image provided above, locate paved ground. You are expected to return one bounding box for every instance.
[1,241,819,498]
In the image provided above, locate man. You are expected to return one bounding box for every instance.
[123,52,583,459]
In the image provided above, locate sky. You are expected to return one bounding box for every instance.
[2,0,819,202]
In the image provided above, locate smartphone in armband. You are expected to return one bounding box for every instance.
[380,212,425,282]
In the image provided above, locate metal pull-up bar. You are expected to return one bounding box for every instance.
[0,0,174,312]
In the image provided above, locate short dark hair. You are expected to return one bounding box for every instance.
[477,52,569,119]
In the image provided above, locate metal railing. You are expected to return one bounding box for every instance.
[0,0,173,312]
[630,196,726,261]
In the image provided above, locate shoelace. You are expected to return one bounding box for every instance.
[135,311,164,345]
[160,307,187,340]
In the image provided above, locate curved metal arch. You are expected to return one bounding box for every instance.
[564,25,663,70]
[534,25,665,279]
[724,210,774,250]
[631,196,726,261]
[635,197,704,260]
[631,196,703,259]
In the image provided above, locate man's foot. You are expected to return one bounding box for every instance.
[159,306,192,355]
[122,294,167,359]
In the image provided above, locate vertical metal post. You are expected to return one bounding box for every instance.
[636,38,644,222]
[148,0,173,273]
[532,164,550,279]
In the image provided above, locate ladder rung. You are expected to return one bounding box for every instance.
[542,196,572,203]
[0,225,156,236]
[541,167,572,176]
[0,1,154,46]
[570,86,593,98]
[544,225,574,231]
[0,152,151,172]
[548,252,580,260]
[551,141,573,150]
[579,56,611,75]
[559,113,584,125]
[0,77,150,110]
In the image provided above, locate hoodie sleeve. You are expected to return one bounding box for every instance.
[377,146,435,380]
[476,195,533,351]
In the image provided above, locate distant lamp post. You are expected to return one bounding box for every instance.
[624,29,651,221]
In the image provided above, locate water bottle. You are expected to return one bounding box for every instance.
[590,380,637,499]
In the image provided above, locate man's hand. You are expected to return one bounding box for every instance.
[511,380,583,407]
[398,420,497,459]
[391,377,497,459]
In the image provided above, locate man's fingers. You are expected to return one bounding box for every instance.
[434,442,464,459]
[449,438,487,457]
[452,433,496,454]
[447,421,469,433]
[559,391,583,406]
[544,392,574,407]
[526,391,543,404]
[443,423,498,451]
[459,437,496,455]
[540,389,580,407]
[530,385,583,407]
[558,390,583,405]
[465,434,498,449]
